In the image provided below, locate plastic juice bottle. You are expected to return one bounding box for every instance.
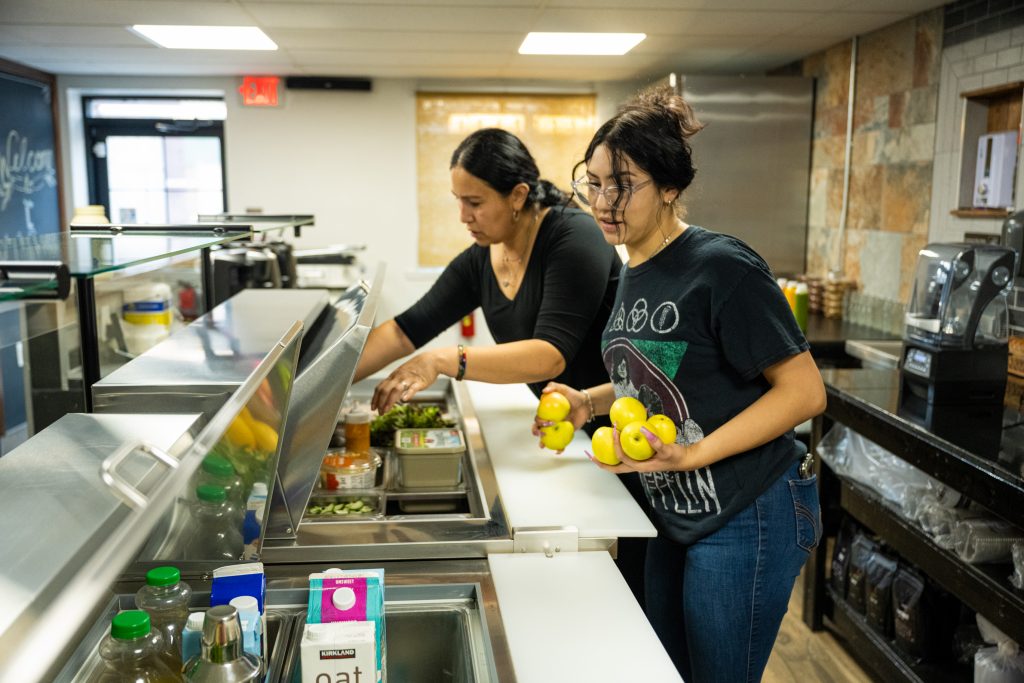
[95,610,183,683]
[135,567,192,671]
[195,455,246,507]
[783,280,798,313]
[793,282,810,332]
[181,612,204,665]
[185,485,243,561]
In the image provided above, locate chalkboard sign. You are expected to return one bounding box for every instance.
[0,62,60,237]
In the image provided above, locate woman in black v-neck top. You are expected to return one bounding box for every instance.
[353,128,620,414]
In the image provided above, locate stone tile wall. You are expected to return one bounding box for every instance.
[799,10,942,302]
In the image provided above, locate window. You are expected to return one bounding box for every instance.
[415,92,597,267]
[84,97,227,224]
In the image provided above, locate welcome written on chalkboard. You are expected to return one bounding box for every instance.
[0,71,60,237]
[1,130,56,211]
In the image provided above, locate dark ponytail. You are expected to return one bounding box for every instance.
[451,128,574,208]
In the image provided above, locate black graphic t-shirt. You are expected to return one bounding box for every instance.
[396,206,620,396]
[601,225,809,544]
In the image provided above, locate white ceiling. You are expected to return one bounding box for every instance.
[0,0,948,81]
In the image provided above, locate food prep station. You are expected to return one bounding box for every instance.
[0,266,677,683]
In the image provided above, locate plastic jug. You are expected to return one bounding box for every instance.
[185,485,243,561]
[95,610,183,683]
[135,567,192,670]
[195,455,246,507]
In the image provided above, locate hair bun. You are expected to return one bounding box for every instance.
[633,85,704,139]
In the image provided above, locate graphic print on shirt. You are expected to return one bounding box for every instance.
[603,338,722,516]
[610,303,625,332]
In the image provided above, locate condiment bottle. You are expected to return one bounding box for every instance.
[783,280,798,312]
[344,411,371,453]
[793,282,810,332]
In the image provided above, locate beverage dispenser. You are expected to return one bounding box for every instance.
[900,242,1014,406]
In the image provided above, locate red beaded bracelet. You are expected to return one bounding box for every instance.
[455,344,467,381]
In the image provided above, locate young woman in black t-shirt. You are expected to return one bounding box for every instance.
[536,88,827,682]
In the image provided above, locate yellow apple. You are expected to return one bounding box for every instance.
[619,421,655,461]
[537,391,571,422]
[609,396,647,430]
[590,426,620,466]
[646,414,677,445]
[541,421,575,451]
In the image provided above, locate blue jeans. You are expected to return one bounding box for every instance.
[645,461,822,683]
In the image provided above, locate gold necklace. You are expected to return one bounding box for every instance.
[499,211,539,289]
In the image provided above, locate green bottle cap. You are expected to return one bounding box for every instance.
[202,454,235,478]
[145,566,180,587]
[111,610,150,640]
[196,484,227,503]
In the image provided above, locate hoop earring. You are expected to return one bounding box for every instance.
[512,208,520,222]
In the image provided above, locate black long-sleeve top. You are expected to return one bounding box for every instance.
[395,206,620,397]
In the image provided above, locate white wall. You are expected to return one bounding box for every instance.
[56,75,644,335]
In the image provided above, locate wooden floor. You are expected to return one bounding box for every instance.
[763,571,873,683]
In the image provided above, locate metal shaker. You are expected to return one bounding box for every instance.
[182,605,262,682]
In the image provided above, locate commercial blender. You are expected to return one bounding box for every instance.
[898,243,1015,454]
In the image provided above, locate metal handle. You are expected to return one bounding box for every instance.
[100,441,179,509]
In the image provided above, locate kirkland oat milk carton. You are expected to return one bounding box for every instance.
[300,621,375,683]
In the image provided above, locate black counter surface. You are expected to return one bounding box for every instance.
[820,367,1024,526]
[804,314,900,364]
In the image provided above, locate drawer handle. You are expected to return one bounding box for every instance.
[100,441,178,509]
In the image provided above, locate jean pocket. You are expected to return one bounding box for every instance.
[788,476,822,553]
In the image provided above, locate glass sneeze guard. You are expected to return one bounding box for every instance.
[198,213,314,238]
[0,225,251,411]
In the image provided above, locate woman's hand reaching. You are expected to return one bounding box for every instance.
[371,351,440,413]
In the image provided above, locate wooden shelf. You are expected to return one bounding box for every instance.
[950,207,1013,218]
[961,81,1024,101]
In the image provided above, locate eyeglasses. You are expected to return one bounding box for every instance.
[571,178,653,207]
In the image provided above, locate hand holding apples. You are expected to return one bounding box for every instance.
[586,396,689,471]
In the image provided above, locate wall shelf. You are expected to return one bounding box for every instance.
[950,207,1012,218]
[954,82,1024,215]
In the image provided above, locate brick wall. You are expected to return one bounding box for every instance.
[928,26,1024,336]
[945,0,1024,48]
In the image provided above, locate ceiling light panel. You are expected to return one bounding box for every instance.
[130,25,278,50]
[518,32,646,56]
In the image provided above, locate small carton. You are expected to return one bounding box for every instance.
[300,621,375,683]
[307,568,386,682]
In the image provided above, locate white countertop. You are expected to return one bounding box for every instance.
[489,552,682,683]
[466,381,656,540]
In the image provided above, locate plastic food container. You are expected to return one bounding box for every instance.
[319,449,381,490]
[395,428,465,489]
[306,493,384,520]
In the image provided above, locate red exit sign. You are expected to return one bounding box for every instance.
[239,76,280,106]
